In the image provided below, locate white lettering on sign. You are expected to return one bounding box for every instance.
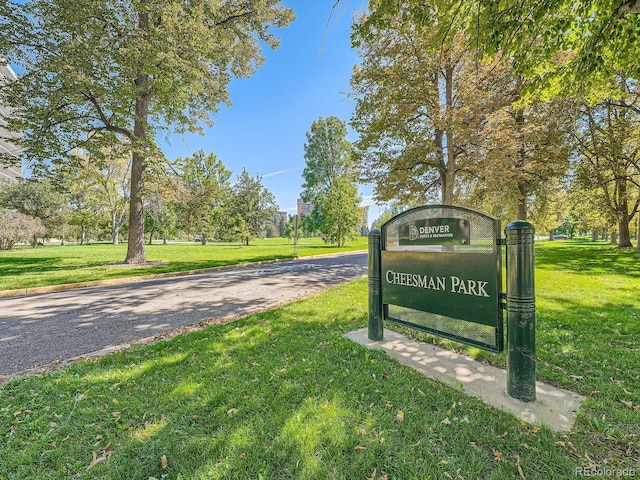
[408,224,454,241]
[384,270,490,298]
[385,270,446,291]
[450,276,490,297]
[420,225,450,234]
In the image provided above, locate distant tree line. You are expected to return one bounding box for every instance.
[0,150,285,250]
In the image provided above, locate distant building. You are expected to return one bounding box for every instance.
[0,62,22,182]
[274,211,288,223]
[297,198,313,217]
[359,206,369,236]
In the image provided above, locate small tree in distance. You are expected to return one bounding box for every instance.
[316,176,361,247]
[301,116,361,244]
[227,169,278,246]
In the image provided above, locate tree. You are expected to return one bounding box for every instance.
[53,145,133,244]
[0,0,293,264]
[175,151,231,244]
[301,116,360,236]
[144,168,180,245]
[283,215,297,244]
[568,182,614,241]
[227,169,278,246]
[350,11,512,205]
[353,0,640,101]
[302,116,355,204]
[371,202,412,230]
[461,96,572,220]
[0,209,45,249]
[315,176,361,246]
[54,152,107,245]
[570,92,640,248]
[93,149,131,245]
[528,178,570,241]
[0,178,68,244]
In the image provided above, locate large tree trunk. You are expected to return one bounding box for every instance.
[616,179,633,248]
[618,215,632,247]
[124,10,150,264]
[517,182,528,221]
[124,76,150,262]
[126,148,147,263]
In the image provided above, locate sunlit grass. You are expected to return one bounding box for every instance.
[0,236,367,291]
[0,240,638,478]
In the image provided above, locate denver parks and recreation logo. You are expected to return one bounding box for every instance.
[400,218,470,246]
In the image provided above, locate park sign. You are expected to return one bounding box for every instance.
[369,205,504,353]
[368,205,537,402]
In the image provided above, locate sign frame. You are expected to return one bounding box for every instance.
[378,205,504,353]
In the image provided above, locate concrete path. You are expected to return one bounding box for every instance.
[346,327,584,433]
[0,252,367,381]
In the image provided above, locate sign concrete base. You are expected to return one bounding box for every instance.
[346,327,584,433]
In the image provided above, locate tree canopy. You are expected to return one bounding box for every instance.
[301,116,361,243]
[354,0,640,101]
[301,116,355,205]
[0,0,293,263]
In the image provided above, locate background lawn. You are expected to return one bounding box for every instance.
[0,237,368,291]
[0,240,638,479]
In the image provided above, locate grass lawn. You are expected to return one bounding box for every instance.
[1,240,639,479]
[0,237,367,291]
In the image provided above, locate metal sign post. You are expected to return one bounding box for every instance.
[505,221,536,402]
[368,229,383,341]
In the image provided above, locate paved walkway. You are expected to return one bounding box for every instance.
[0,252,367,381]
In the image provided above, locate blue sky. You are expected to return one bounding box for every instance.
[159,0,379,223]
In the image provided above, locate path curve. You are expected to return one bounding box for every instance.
[0,252,367,381]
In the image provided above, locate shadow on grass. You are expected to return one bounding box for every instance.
[0,255,62,275]
[1,285,577,480]
[2,244,639,478]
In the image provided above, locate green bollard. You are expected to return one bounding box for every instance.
[368,229,384,340]
[505,221,536,402]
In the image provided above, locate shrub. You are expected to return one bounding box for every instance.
[0,208,46,249]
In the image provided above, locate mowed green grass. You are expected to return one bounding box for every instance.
[0,237,367,291]
[0,240,639,479]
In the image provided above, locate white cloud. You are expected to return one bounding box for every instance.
[262,167,302,178]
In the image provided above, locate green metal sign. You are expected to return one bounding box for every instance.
[368,205,537,401]
[399,218,470,246]
[374,205,504,352]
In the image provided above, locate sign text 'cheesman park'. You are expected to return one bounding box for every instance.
[385,270,490,298]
